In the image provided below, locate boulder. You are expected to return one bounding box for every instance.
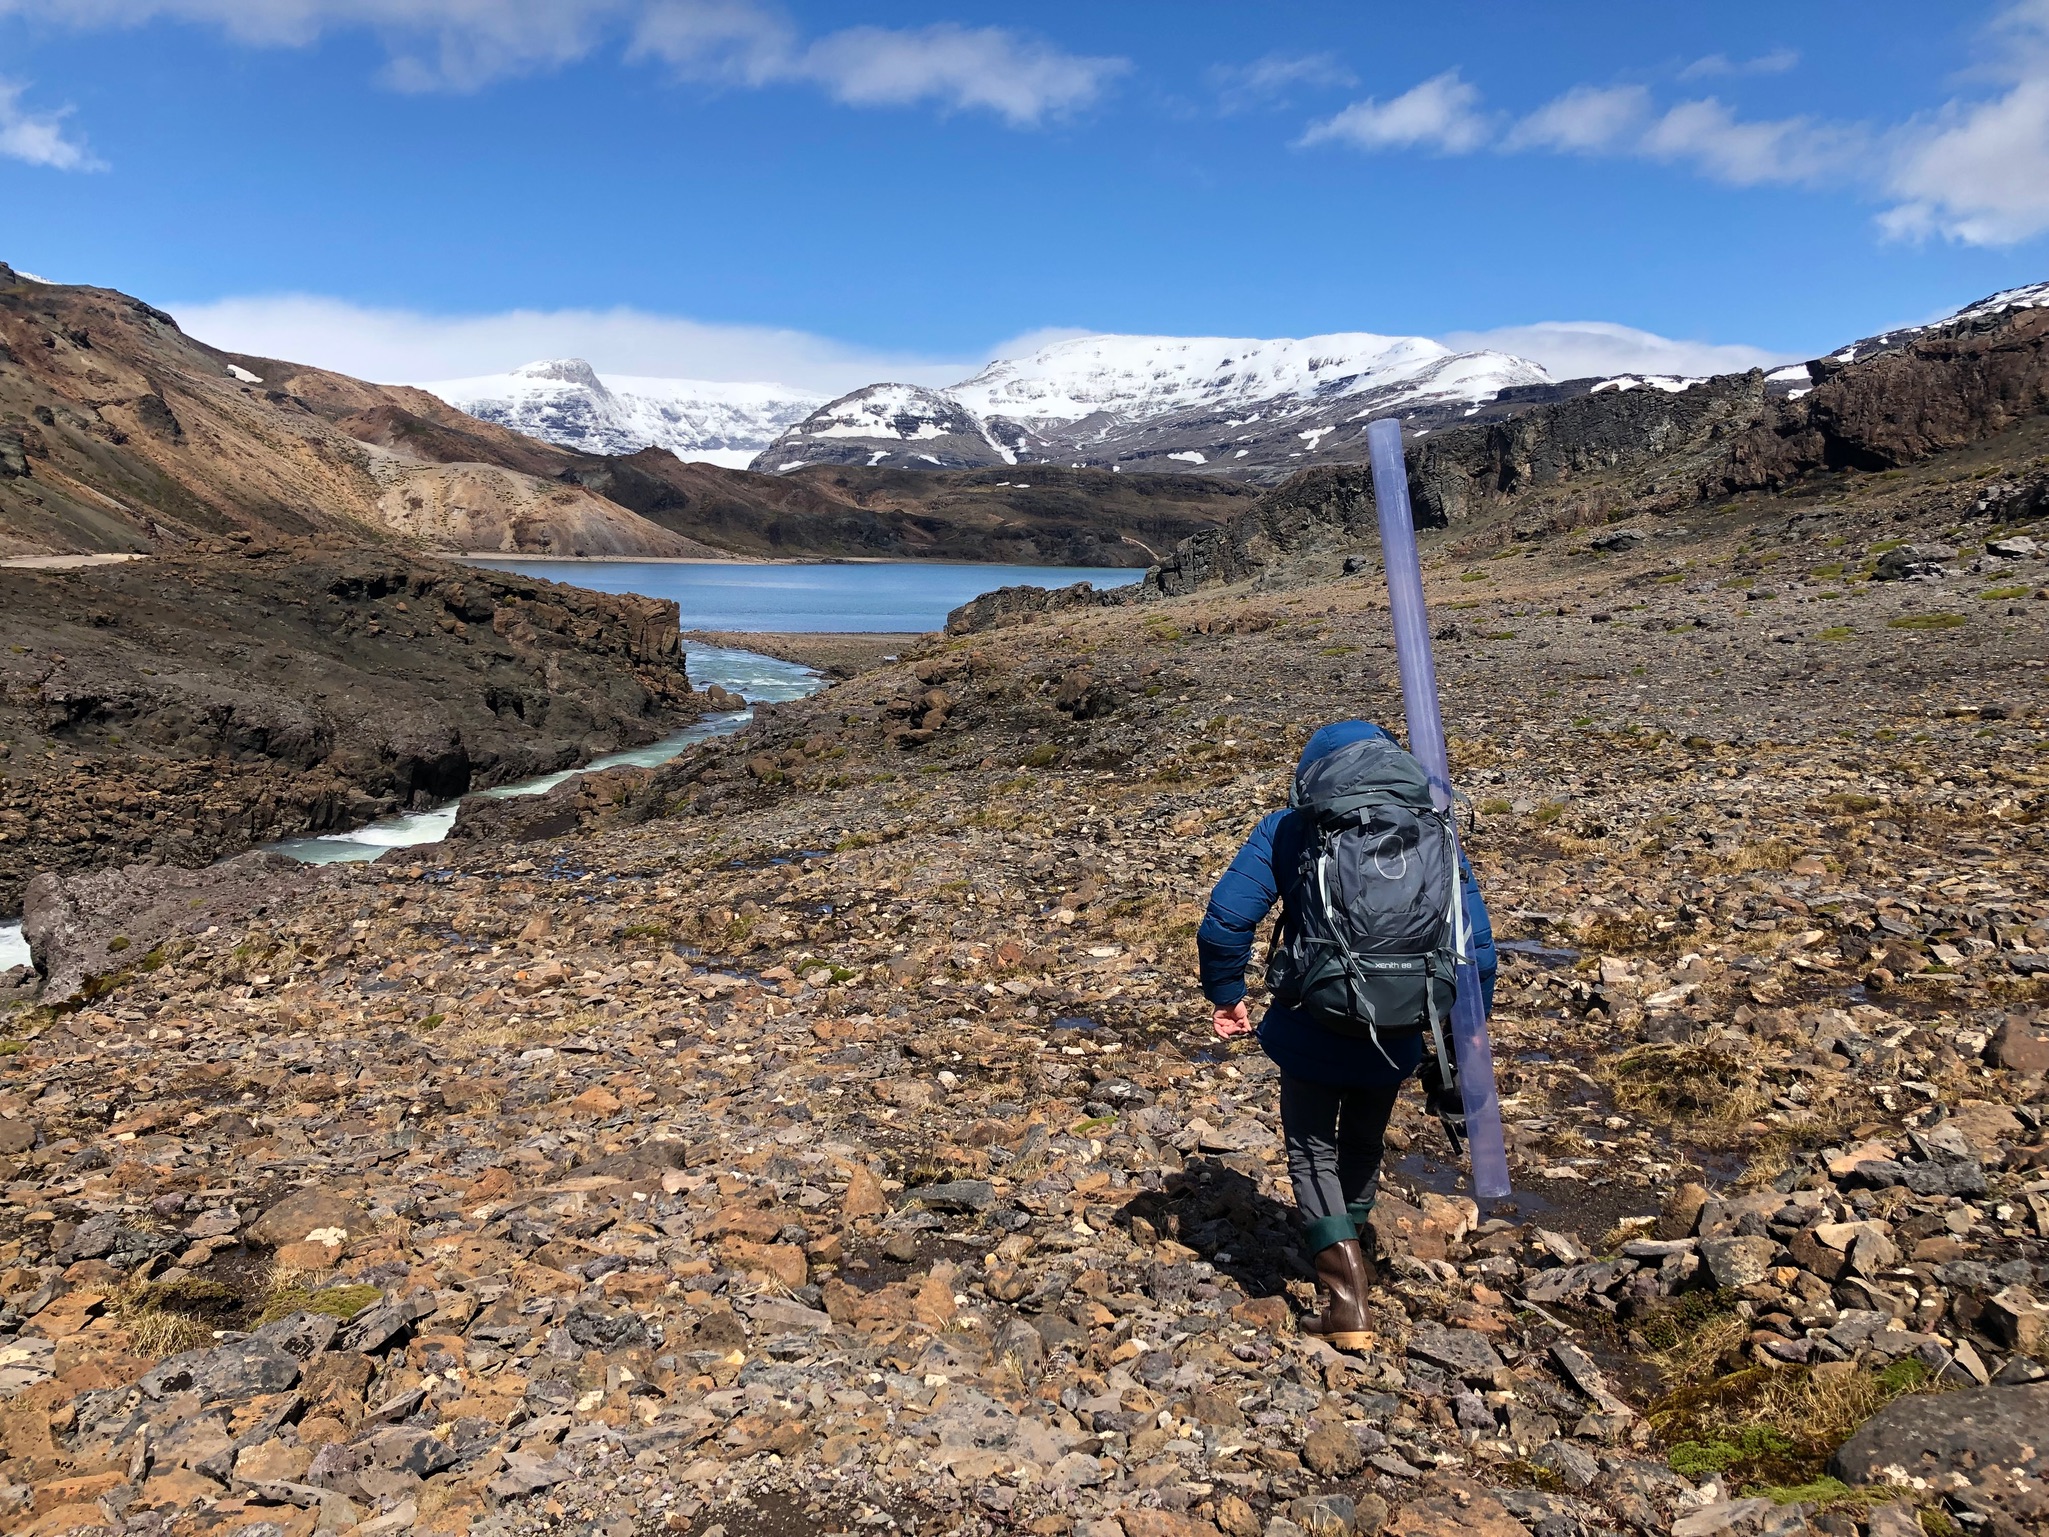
[1985,1017,2049,1075]
[139,1339,302,1401]
[22,849,317,1004]
[245,1186,373,1249]
[1701,1235,1780,1288]
[1406,1320,1503,1381]
[1830,1383,2049,1533]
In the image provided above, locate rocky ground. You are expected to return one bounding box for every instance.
[0,450,2045,1537]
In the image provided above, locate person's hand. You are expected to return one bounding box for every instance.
[1212,1001,1252,1038]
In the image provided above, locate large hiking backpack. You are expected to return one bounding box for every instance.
[1264,734,1466,1041]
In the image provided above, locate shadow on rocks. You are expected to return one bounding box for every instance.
[1115,1155,1311,1302]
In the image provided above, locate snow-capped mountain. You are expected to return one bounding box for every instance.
[755,330,1554,480]
[421,359,824,469]
[948,332,1544,427]
[755,383,1037,473]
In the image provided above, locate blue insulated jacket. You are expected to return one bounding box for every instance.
[1197,720,1498,1087]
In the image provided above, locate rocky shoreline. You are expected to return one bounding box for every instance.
[0,433,2043,1537]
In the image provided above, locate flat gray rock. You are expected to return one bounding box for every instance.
[1406,1319,1503,1381]
[1830,1382,2049,1532]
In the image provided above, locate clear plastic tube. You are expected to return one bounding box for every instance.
[1366,417,1512,1201]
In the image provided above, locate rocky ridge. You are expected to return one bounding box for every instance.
[0,267,722,562]
[0,427,2044,1537]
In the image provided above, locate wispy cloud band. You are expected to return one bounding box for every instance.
[0,0,1124,129]
[1301,1,2049,247]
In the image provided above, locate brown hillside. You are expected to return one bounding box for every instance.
[0,264,719,559]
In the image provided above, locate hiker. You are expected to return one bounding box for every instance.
[1197,719,1497,1347]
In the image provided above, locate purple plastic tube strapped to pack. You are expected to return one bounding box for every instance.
[1365,416,1512,1201]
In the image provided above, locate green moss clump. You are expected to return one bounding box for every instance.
[260,1282,383,1325]
[1668,1424,1796,1481]
[1887,613,1966,630]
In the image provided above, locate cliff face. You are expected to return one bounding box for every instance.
[1722,305,2049,490]
[1408,373,1771,529]
[0,548,702,912]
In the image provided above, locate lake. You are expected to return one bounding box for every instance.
[461,557,1141,632]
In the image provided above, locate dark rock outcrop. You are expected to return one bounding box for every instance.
[0,548,703,911]
[22,848,319,1004]
[1830,1383,2049,1535]
[447,763,653,845]
[1723,305,2049,490]
[945,580,1134,636]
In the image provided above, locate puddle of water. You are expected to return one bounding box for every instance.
[1394,1151,1558,1220]
[267,645,820,865]
[0,923,26,972]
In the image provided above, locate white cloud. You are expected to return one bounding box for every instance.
[1210,51,1355,113]
[1299,70,1490,154]
[1503,84,1861,186]
[1880,1,2049,244]
[0,79,102,170]
[3,0,1125,120]
[1679,48,1799,80]
[9,1,632,90]
[1639,97,1863,187]
[163,292,999,394]
[789,23,1124,126]
[1441,320,1798,381]
[1502,83,1649,152]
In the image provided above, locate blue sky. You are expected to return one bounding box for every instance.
[4,0,2049,390]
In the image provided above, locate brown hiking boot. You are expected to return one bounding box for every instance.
[1300,1238,1376,1351]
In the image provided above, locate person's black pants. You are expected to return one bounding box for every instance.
[1279,1073,1401,1254]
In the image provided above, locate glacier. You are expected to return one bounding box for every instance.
[420,358,825,465]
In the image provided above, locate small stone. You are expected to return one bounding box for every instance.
[1405,1319,1503,1381]
[1658,1181,1710,1239]
[1285,1493,1355,1537]
[1982,1286,2048,1354]
[1532,1437,1600,1490]
[1301,1421,1365,1477]
[907,1178,996,1212]
[842,1164,888,1218]
[1985,1017,2049,1075]
[1701,1234,1779,1288]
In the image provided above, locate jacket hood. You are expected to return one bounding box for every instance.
[1297,720,1396,776]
